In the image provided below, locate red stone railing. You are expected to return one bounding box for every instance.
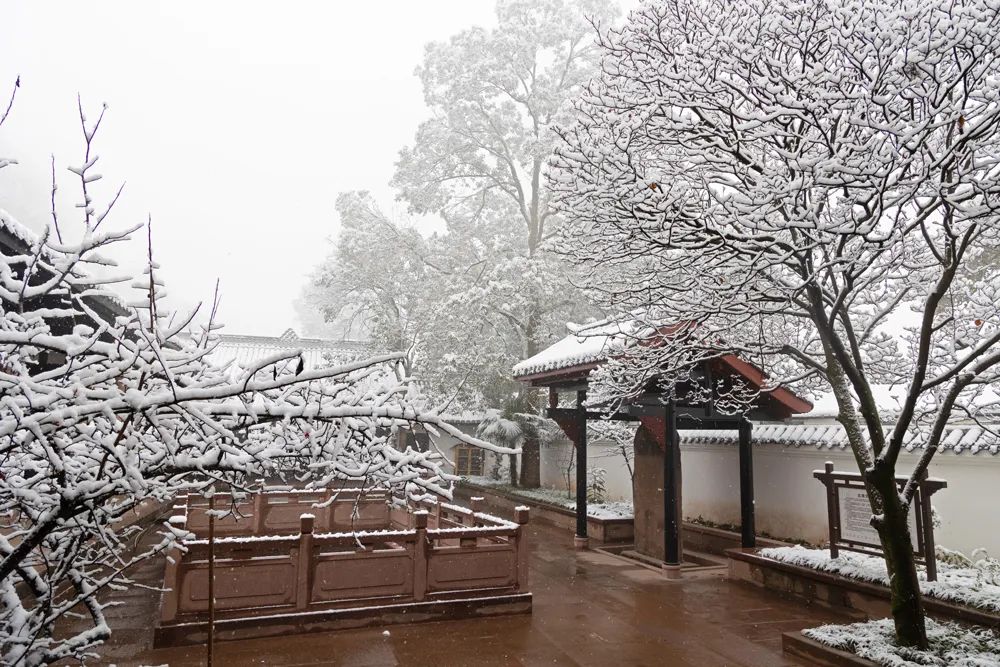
[160,491,530,627]
[178,488,393,537]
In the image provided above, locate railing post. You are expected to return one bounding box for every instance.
[413,510,428,601]
[252,492,265,535]
[823,462,839,559]
[207,494,216,667]
[461,497,485,548]
[470,497,484,527]
[160,545,183,624]
[297,513,315,610]
[514,506,530,591]
[322,488,333,532]
[174,497,189,527]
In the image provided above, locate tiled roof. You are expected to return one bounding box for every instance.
[681,423,1000,455]
[0,210,38,247]
[210,331,373,372]
[436,413,485,425]
[0,211,129,315]
[512,320,641,378]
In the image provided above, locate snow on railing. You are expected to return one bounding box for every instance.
[159,490,530,631]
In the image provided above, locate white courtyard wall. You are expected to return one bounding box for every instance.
[427,425,472,474]
[539,437,634,502]
[682,444,1000,557]
[534,437,1000,558]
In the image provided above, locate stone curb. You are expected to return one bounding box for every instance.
[782,631,878,667]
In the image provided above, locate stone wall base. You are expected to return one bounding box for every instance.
[155,592,532,647]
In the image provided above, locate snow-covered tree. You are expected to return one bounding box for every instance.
[310,192,436,369]
[391,0,619,379]
[591,421,636,482]
[550,0,1000,648]
[475,401,566,486]
[307,192,521,408]
[0,101,511,665]
[304,0,617,487]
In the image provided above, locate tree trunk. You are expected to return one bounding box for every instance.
[823,349,928,648]
[869,468,928,648]
[508,453,519,486]
[519,430,541,488]
[517,305,543,489]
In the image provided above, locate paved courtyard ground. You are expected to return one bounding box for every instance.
[104,520,854,666]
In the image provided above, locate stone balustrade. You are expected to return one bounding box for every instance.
[156,491,531,645]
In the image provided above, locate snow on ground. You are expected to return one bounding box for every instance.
[762,546,1000,613]
[804,617,1000,667]
[464,478,634,520]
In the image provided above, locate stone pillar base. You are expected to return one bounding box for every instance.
[573,536,590,551]
[662,563,682,580]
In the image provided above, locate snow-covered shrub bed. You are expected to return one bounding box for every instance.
[803,618,1000,667]
[576,501,633,520]
[463,478,634,520]
[761,546,1000,613]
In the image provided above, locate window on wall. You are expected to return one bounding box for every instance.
[454,445,485,477]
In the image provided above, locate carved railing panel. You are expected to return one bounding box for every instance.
[160,493,530,627]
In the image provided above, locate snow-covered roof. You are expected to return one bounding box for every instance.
[0,211,129,315]
[0,209,38,248]
[514,320,812,417]
[209,329,372,372]
[682,423,1000,455]
[435,412,486,425]
[512,320,638,378]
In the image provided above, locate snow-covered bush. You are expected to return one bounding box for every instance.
[762,546,1000,613]
[935,546,1000,588]
[0,99,512,665]
[587,467,607,504]
[804,618,1000,667]
[487,450,510,481]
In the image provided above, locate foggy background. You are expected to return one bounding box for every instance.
[0,1,523,335]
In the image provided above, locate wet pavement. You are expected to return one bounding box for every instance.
[110,521,852,666]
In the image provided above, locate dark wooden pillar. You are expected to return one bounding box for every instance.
[574,390,588,548]
[738,418,756,549]
[663,402,681,567]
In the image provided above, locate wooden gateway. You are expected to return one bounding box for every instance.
[513,330,812,575]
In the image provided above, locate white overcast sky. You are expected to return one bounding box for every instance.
[0,1,632,336]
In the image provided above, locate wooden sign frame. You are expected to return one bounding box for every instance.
[813,462,947,581]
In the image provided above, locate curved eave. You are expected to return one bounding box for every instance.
[719,354,813,415]
[514,353,812,416]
